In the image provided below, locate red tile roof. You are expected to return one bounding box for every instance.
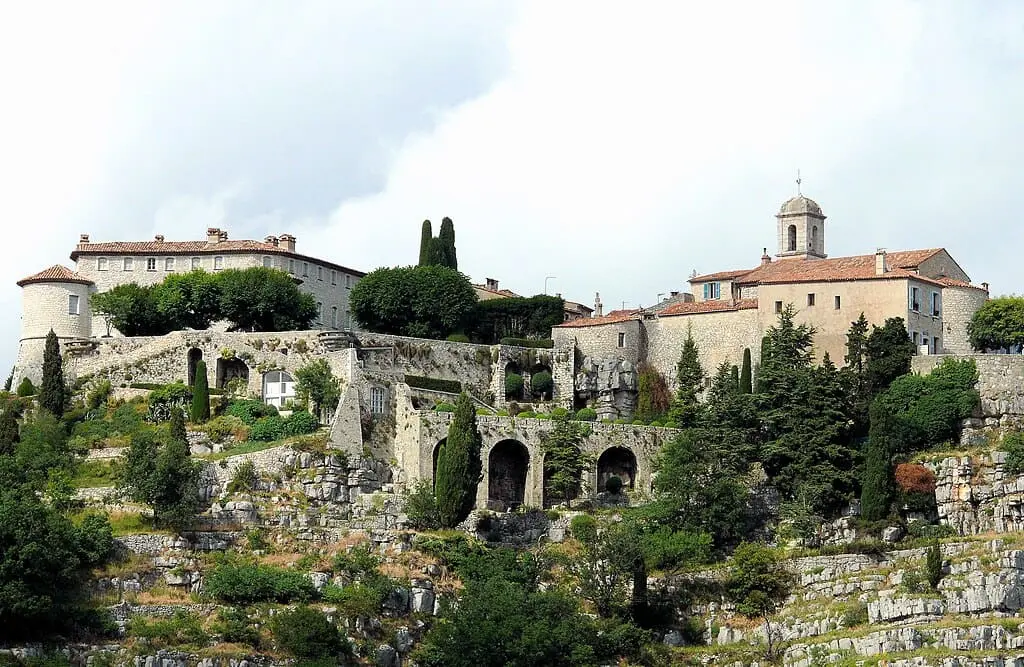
[689,268,754,283]
[473,284,522,298]
[935,277,988,291]
[555,309,640,328]
[18,265,94,287]
[70,240,366,276]
[657,298,759,317]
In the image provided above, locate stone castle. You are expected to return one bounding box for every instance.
[7,191,990,511]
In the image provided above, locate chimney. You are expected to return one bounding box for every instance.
[207,228,222,245]
[556,292,562,298]
[264,235,279,247]
[219,230,228,242]
[154,234,164,243]
[875,248,887,275]
[79,234,90,244]
[594,292,603,318]
[485,278,499,290]
[670,291,679,297]
[761,247,771,266]
[982,282,990,292]
[278,234,296,252]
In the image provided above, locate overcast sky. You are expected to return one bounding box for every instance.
[1,1,1022,373]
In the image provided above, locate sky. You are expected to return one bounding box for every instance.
[1,0,1022,372]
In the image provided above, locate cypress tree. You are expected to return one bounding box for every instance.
[860,400,895,521]
[740,348,753,394]
[0,408,19,455]
[190,360,210,423]
[170,406,187,445]
[438,217,457,270]
[418,219,433,266]
[39,330,66,417]
[926,540,943,588]
[434,392,482,528]
[730,365,740,391]
[4,368,12,392]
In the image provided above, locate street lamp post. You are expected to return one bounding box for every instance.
[544,276,557,295]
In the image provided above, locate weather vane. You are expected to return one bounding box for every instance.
[796,169,802,195]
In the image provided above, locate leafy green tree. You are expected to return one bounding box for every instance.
[91,283,169,336]
[470,294,565,343]
[39,330,66,417]
[967,296,1024,351]
[349,265,478,339]
[16,412,74,488]
[540,416,592,507]
[153,270,222,330]
[15,376,35,397]
[635,362,671,422]
[170,406,187,444]
[668,327,704,427]
[865,317,915,394]
[294,358,340,420]
[271,606,350,660]
[434,393,483,527]
[0,407,19,456]
[725,542,794,659]
[217,267,318,331]
[190,360,210,422]
[739,348,753,394]
[418,219,434,266]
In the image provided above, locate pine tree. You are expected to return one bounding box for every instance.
[190,360,210,423]
[434,392,482,527]
[866,317,915,395]
[418,219,433,266]
[668,326,704,427]
[861,399,896,521]
[739,348,752,394]
[0,407,19,455]
[730,365,740,391]
[843,314,871,436]
[438,217,458,270]
[150,433,200,532]
[39,330,66,417]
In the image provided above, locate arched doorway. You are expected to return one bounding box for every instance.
[262,370,295,408]
[432,438,446,488]
[504,362,523,401]
[597,447,637,492]
[216,357,249,390]
[488,439,529,510]
[543,448,581,508]
[187,348,203,386]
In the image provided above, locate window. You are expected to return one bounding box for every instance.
[191,257,201,270]
[68,294,80,315]
[910,286,920,312]
[303,262,308,276]
[123,257,134,271]
[97,257,108,271]
[807,293,815,307]
[922,336,929,353]
[931,291,941,316]
[787,225,797,252]
[811,225,818,248]
[146,257,157,271]
[214,256,224,270]
[331,306,338,328]
[317,302,323,321]
[288,259,295,274]
[912,331,919,345]
[165,257,175,271]
[774,300,783,314]
[370,386,386,415]
[331,270,336,285]
[346,275,351,289]
[263,256,272,268]
[617,332,625,347]
[933,337,940,354]
[702,282,721,300]
[834,295,841,310]
[262,371,296,409]
[317,266,323,280]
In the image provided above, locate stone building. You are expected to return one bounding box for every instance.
[12,228,365,386]
[554,193,989,390]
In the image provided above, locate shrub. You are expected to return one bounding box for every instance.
[475,408,492,416]
[1003,431,1024,475]
[204,561,316,603]
[605,475,623,494]
[227,460,258,494]
[649,420,663,427]
[434,403,456,413]
[895,463,937,494]
[446,333,470,343]
[213,607,260,648]
[270,606,350,660]
[331,543,381,578]
[505,372,524,398]
[906,522,957,540]
[111,403,145,434]
[404,375,462,394]
[500,337,554,349]
[575,407,597,422]
[248,416,286,442]
[570,514,598,542]
[531,371,553,399]
[841,602,869,628]
[226,399,278,425]
[147,383,192,422]
[663,420,679,429]
[127,611,208,648]
[631,418,646,425]
[202,415,249,443]
[405,479,441,530]
[926,541,943,588]
[517,411,536,418]
[550,407,569,419]
[613,419,627,425]
[283,410,318,436]
[85,380,113,411]
[16,377,35,397]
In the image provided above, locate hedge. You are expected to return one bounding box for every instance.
[404,374,462,394]
[500,338,554,349]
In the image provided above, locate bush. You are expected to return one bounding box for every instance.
[446,333,470,343]
[283,410,318,436]
[605,475,623,494]
[248,416,286,442]
[613,419,627,425]
[204,561,316,604]
[570,514,598,542]
[475,408,492,416]
[16,377,35,397]
[332,542,382,578]
[226,399,278,425]
[575,407,597,422]
[434,403,456,413]
[631,418,646,425]
[531,371,553,399]
[405,479,441,530]
[405,375,462,394]
[550,407,569,419]
[500,337,554,349]
[517,411,536,418]
[147,383,192,422]
[505,372,524,399]
[270,606,350,660]
[894,463,937,494]
[1003,431,1024,475]
[227,460,258,494]
[127,611,208,648]
[213,607,260,648]
[85,380,113,411]
[649,420,663,427]
[202,415,249,443]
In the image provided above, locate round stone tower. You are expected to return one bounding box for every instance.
[12,265,94,387]
[940,281,990,354]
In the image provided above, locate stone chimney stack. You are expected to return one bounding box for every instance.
[982,282,990,292]
[207,228,222,245]
[485,278,499,290]
[761,247,771,266]
[278,234,296,252]
[264,235,279,247]
[154,234,164,242]
[594,292,603,318]
[875,248,887,275]
[79,234,90,244]
[219,230,228,242]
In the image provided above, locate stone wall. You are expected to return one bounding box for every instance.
[912,353,1024,423]
[942,284,989,354]
[645,309,761,391]
[552,319,642,367]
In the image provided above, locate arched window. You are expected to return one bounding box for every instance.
[787,225,797,252]
[811,225,818,248]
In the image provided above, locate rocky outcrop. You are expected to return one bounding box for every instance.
[929,452,1024,536]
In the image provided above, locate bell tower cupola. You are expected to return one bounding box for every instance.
[776,176,826,259]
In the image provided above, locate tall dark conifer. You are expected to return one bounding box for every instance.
[190,360,210,423]
[418,219,433,266]
[739,348,753,394]
[0,407,19,455]
[434,392,482,527]
[39,330,66,417]
[861,399,896,521]
[438,217,458,270]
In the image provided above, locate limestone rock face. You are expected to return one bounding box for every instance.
[574,356,638,421]
[410,579,435,614]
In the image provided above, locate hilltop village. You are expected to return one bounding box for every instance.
[5,193,1024,667]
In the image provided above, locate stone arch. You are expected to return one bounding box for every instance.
[262,370,295,408]
[488,439,529,510]
[432,438,446,488]
[187,348,203,386]
[787,224,797,252]
[810,225,818,249]
[543,448,581,508]
[504,361,524,401]
[529,362,553,400]
[597,446,637,492]
[216,357,249,390]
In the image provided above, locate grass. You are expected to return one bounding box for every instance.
[71,458,123,488]
[107,511,171,536]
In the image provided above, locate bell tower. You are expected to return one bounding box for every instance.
[776,176,826,259]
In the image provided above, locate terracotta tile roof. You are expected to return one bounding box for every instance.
[657,298,759,317]
[70,240,366,276]
[18,264,94,287]
[473,284,522,298]
[935,277,988,291]
[732,249,946,286]
[555,309,640,328]
[689,268,756,283]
